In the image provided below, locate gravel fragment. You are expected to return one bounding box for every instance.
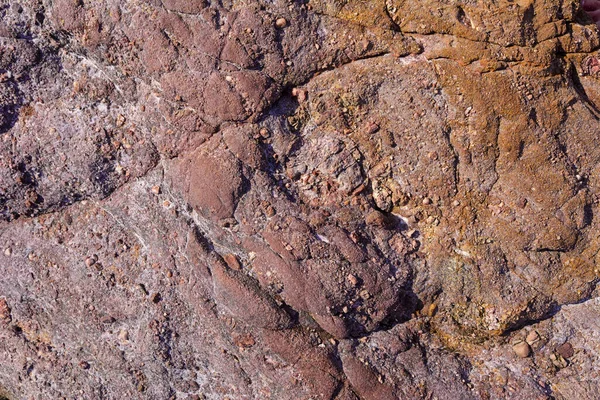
[275,18,288,28]
[513,341,531,358]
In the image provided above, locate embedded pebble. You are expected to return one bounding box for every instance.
[85,256,97,267]
[366,123,380,134]
[259,128,270,138]
[426,303,437,317]
[275,18,287,28]
[118,329,129,342]
[291,87,307,102]
[0,298,11,323]
[550,353,568,369]
[512,341,531,358]
[223,253,241,270]
[265,206,276,217]
[556,342,574,359]
[347,274,359,286]
[525,330,540,345]
[116,114,126,127]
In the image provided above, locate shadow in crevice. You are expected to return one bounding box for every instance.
[256,90,304,203]
[502,277,600,338]
[0,77,24,135]
[567,60,600,118]
[583,202,594,226]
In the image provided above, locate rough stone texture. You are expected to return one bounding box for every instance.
[1,0,600,399]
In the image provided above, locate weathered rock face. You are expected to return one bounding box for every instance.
[1,0,600,399]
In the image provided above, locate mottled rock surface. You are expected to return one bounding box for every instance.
[1,0,600,399]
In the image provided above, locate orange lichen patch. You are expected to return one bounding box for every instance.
[387,0,581,45]
[309,0,396,30]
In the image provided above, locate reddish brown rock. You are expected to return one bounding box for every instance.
[1,0,600,399]
[210,261,293,330]
[203,73,247,122]
[161,0,207,14]
[188,148,245,220]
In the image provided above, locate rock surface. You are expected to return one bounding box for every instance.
[1,0,600,399]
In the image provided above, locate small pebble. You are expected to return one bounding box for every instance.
[79,361,90,370]
[0,298,11,323]
[118,329,129,342]
[233,333,255,348]
[4,248,11,256]
[512,341,531,358]
[550,353,568,369]
[525,330,540,345]
[291,87,307,102]
[223,253,241,271]
[366,123,380,135]
[85,256,97,267]
[347,274,359,286]
[151,185,161,195]
[452,200,461,207]
[116,114,126,127]
[427,303,437,317]
[556,342,574,359]
[422,197,431,205]
[275,18,287,28]
[259,128,270,138]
